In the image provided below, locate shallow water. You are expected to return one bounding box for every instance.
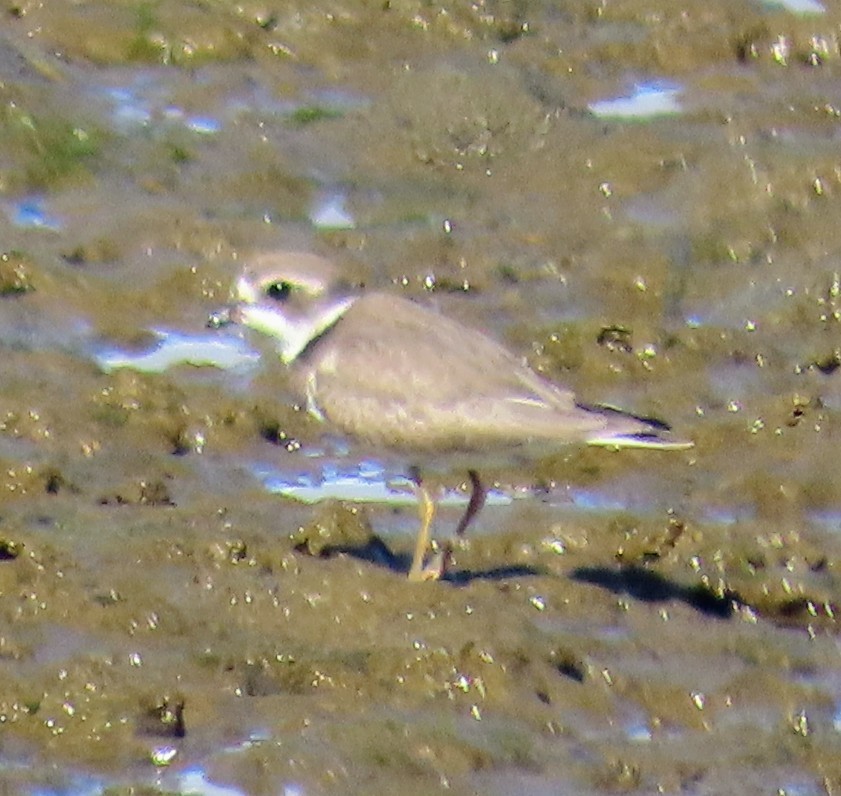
[3,1,841,793]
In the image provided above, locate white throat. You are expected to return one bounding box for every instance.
[241,295,357,364]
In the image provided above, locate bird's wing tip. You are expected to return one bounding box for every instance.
[587,434,694,451]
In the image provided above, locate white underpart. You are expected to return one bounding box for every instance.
[240,296,356,364]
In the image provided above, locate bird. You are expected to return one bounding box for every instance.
[210,250,691,582]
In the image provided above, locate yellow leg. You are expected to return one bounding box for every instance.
[408,482,440,581]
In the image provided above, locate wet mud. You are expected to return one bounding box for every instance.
[2,0,841,793]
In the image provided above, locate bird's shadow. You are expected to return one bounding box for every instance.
[309,542,738,617]
[570,564,737,619]
[308,537,542,583]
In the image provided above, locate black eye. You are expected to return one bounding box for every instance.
[266,281,292,302]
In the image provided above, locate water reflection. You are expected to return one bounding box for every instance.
[175,767,247,796]
[8,197,62,230]
[309,191,355,230]
[106,82,222,134]
[760,0,824,13]
[589,82,681,119]
[95,330,259,373]
[257,459,511,508]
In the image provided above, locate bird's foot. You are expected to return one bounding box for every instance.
[407,542,450,582]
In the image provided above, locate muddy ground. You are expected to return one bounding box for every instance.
[3,0,841,793]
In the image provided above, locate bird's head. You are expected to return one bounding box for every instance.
[209,251,356,363]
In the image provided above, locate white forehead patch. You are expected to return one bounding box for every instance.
[235,274,261,304]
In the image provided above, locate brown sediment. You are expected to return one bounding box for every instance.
[2,0,841,792]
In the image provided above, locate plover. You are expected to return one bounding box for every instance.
[211,251,690,581]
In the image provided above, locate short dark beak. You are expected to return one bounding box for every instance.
[207,305,241,329]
